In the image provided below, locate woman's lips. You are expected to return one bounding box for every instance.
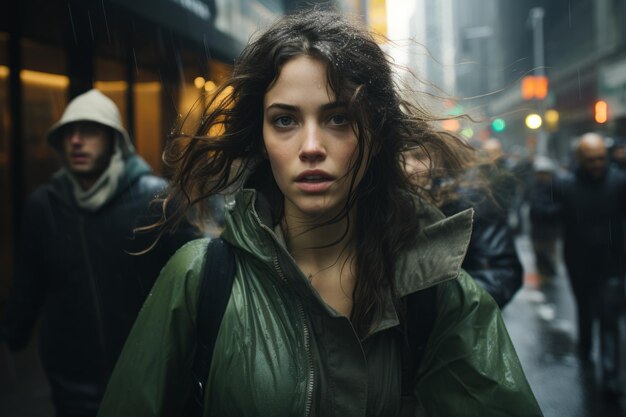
[296,179,334,193]
[295,170,335,193]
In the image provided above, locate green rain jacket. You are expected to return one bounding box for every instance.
[98,189,543,417]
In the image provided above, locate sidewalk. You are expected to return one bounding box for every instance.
[504,235,626,417]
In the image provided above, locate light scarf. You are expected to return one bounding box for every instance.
[66,141,126,211]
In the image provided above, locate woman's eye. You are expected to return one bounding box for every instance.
[329,114,349,126]
[274,116,295,127]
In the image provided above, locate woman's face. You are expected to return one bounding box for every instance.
[263,55,367,221]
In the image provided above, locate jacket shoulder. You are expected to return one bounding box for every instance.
[415,270,543,416]
[160,237,210,279]
[435,269,497,314]
[22,183,59,219]
[554,170,575,186]
[118,174,168,206]
[132,174,168,194]
[150,238,209,321]
[26,183,55,205]
[97,238,210,415]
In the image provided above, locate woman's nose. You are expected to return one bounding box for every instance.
[299,124,326,162]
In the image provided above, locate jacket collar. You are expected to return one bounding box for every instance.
[373,203,473,335]
[222,189,473,334]
[394,203,473,297]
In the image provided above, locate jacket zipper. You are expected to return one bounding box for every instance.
[272,254,315,417]
[78,216,110,373]
[252,211,315,417]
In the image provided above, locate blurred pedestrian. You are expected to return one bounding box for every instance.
[608,139,626,171]
[98,9,542,417]
[403,139,523,308]
[528,156,560,284]
[0,89,199,417]
[509,152,535,236]
[530,132,626,400]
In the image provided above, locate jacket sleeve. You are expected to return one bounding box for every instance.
[0,192,48,351]
[462,208,522,308]
[414,271,543,417]
[442,188,522,309]
[97,238,209,417]
[125,175,203,293]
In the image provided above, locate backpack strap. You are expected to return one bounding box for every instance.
[188,238,236,415]
[401,284,438,395]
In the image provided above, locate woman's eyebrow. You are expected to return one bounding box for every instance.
[265,103,297,112]
[265,101,346,112]
[320,102,347,111]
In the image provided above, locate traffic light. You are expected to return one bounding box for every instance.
[491,118,506,133]
[521,75,548,100]
[544,109,559,132]
[594,100,608,124]
[525,113,542,129]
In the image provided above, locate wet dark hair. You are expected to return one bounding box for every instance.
[155,7,473,336]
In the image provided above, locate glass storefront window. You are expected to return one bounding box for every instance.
[134,67,163,175]
[178,59,233,143]
[0,38,67,301]
[0,32,10,298]
[96,55,168,175]
[94,56,128,131]
[21,39,67,196]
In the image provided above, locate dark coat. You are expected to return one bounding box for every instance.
[530,166,626,285]
[442,183,523,308]
[0,156,199,414]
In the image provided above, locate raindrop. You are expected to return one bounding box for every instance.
[88,9,94,42]
[203,33,212,62]
[568,2,572,28]
[132,48,139,76]
[102,0,111,43]
[67,2,77,45]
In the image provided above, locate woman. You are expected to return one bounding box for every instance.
[98,8,542,417]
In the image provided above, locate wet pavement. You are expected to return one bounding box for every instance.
[1,235,625,416]
[504,235,626,417]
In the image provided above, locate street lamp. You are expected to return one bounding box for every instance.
[528,7,548,156]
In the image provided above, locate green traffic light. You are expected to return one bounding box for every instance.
[492,118,506,132]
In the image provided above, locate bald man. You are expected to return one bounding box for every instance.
[578,133,609,179]
[530,132,626,400]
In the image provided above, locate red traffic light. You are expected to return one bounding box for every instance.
[594,100,608,124]
[521,75,548,100]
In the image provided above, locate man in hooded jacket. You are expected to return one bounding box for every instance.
[0,89,199,417]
